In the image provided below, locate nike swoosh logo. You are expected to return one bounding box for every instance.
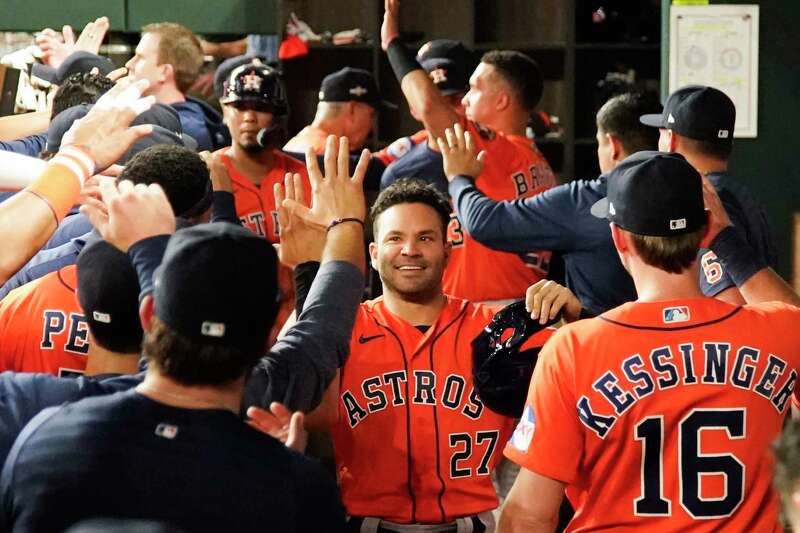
[358,334,385,344]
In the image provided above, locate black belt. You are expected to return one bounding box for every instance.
[346,516,487,533]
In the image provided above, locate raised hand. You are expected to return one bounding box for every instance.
[80,176,176,252]
[36,17,109,70]
[246,402,308,453]
[526,279,583,324]
[381,0,401,51]
[289,136,369,229]
[273,172,326,268]
[700,175,732,246]
[437,122,487,181]
[60,77,155,171]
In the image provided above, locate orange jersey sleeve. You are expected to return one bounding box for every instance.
[373,129,429,166]
[443,123,556,303]
[505,297,799,533]
[0,265,88,376]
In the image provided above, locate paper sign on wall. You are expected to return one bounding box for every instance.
[669,5,759,137]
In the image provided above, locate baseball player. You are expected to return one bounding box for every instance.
[283,67,396,155]
[500,151,800,532]
[373,39,473,167]
[259,147,582,530]
[380,2,556,304]
[640,85,777,305]
[214,60,310,339]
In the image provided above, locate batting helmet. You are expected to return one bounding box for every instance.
[471,301,560,417]
[220,61,289,117]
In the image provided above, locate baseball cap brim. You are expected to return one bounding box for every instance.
[590,197,610,219]
[373,99,398,111]
[639,113,665,128]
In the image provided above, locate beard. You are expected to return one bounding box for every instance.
[239,139,266,155]
[378,261,445,304]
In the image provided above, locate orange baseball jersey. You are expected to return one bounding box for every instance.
[219,148,311,341]
[283,125,329,155]
[0,265,88,376]
[373,129,430,166]
[505,298,800,532]
[331,296,554,523]
[444,122,555,302]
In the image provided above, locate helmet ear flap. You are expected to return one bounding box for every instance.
[471,301,560,417]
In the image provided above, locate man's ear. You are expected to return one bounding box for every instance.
[610,223,629,253]
[495,90,510,112]
[368,241,379,271]
[139,294,155,333]
[608,133,623,162]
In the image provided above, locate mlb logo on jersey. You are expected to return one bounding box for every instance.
[510,404,536,453]
[662,306,690,324]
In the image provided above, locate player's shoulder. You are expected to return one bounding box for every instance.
[275,150,309,173]
[742,300,800,321]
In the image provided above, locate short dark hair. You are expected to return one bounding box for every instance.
[481,50,543,111]
[143,317,261,386]
[118,145,210,217]
[597,92,662,155]
[629,227,705,274]
[370,179,452,238]
[51,72,114,120]
[677,135,733,160]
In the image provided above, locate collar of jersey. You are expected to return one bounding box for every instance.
[599,297,742,331]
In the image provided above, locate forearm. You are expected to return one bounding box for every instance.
[387,39,458,141]
[710,226,800,306]
[498,504,557,533]
[127,235,171,300]
[294,261,321,314]
[244,261,363,412]
[0,155,91,284]
[321,223,365,275]
[0,111,49,142]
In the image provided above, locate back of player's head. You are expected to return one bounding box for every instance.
[51,72,115,120]
[480,50,543,112]
[119,145,212,218]
[141,22,203,93]
[77,240,143,354]
[596,92,661,156]
[370,179,452,238]
[144,223,279,386]
[591,151,706,274]
[640,85,735,160]
[774,418,800,529]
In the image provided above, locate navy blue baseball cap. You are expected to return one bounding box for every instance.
[416,39,476,96]
[214,55,267,99]
[591,151,706,237]
[640,85,735,144]
[32,51,115,85]
[153,223,279,352]
[319,67,396,110]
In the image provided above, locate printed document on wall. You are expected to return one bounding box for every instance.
[670,4,759,137]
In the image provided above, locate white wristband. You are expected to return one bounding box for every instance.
[50,146,96,186]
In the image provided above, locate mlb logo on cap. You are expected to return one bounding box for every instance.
[201,321,226,338]
[669,218,687,230]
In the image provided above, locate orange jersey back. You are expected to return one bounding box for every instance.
[331,296,553,523]
[283,125,329,155]
[219,149,311,341]
[444,122,555,302]
[506,298,800,532]
[373,129,430,166]
[0,265,88,376]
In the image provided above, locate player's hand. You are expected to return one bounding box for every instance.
[381,0,401,51]
[73,16,109,55]
[437,122,487,181]
[246,402,308,453]
[526,280,582,324]
[199,151,232,193]
[80,176,176,252]
[292,135,368,228]
[701,175,732,245]
[61,77,155,172]
[273,173,326,268]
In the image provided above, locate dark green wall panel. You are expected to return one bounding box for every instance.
[0,1,126,31]
[126,0,278,34]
